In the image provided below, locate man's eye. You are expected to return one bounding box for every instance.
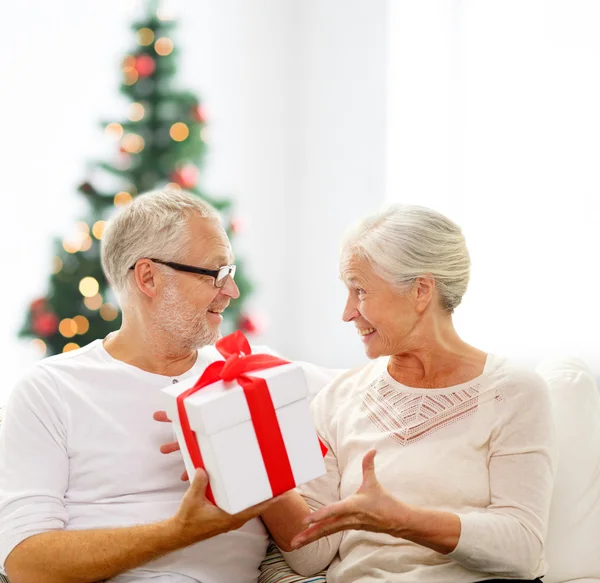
[356,288,365,297]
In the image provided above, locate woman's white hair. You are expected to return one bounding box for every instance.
[341,204,470,313]
[101,187,220,297]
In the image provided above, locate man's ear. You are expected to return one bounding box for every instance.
[132,259,159,299]
[413,275,435,314]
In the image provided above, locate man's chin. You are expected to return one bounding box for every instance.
[192,328,221,349]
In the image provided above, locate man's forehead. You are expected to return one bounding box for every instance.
[196,239,234,265]
[188,220,233,262]
[199,248,234,266]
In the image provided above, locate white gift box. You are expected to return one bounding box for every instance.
[162,362,326,514]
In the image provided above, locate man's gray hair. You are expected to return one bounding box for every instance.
[101,188,220,296]
[341,204,471,313]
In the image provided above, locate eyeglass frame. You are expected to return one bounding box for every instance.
[129,258,236,288]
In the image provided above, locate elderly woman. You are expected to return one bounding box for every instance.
[261,204,555,583]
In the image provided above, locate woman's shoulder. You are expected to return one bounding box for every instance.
[483,354,549,401]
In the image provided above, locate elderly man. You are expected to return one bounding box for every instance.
[0,189,335,583]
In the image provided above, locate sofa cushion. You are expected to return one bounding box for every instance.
[258,542,326,583]
[536,357,600,583]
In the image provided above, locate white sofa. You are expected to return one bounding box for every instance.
[536,357,600,583]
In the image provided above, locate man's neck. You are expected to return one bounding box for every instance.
[103,328,199,378]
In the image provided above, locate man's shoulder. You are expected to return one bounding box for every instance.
[11,341,105,398]
[40,340,104,368]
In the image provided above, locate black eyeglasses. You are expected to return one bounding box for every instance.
[129,258,236,288]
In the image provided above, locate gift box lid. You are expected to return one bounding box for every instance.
[163,362,309,435]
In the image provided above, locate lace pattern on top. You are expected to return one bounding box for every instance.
[360,375,499,445]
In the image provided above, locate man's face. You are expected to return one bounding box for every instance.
[154,215,239,351]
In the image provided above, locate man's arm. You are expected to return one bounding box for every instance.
[5,469,273,583]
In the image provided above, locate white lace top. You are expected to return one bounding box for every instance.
[282,354,556,583]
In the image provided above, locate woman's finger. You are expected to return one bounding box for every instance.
[291,517,353,548]
[360,449,378,488]
[303,500,350,525]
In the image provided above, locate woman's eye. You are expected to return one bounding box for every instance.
[356,288,365,298]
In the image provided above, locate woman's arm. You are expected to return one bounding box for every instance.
[446,371,556,578]
[261,447,344,577]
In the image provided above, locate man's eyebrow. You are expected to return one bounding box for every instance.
[207,255,234,266]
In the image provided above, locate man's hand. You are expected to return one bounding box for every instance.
[153,410,188,481]
[170,467,276,545]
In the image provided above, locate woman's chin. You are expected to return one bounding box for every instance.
[361,331,381,358]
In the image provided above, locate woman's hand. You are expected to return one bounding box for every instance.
[290,450,411,549]
[153,410,188,481]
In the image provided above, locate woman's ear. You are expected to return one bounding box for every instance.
[414,275,435,314]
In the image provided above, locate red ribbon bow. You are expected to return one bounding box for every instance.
[176,331,326,506]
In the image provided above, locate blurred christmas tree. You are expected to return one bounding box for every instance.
[20,0,257,357]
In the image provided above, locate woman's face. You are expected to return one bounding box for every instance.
[341,254,423,359]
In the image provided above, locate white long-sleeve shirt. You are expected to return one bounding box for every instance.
[283,354,556,582]
[0,338,338,582]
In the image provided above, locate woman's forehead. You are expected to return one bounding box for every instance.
[340,254,372,281]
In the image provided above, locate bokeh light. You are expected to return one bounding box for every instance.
[122,56,136,72]
[84,293,103,311]
[62,239,79,254]
[124,70,139,85]
[79,235,93,252]
[79,277,99,298]
[121,133,145,154]
[73,315,90,335]
[105,123,124,140]
[75,222,89,235]
[63,342,80,353]
[129,102,145,122]
[100,303,119,321]
[137,28,154,46]
[170,122,189,142]
[157,5,175,21]
[155,37,173,56]
[59,318,78,338]
[92,220,106,240]
[114,191,133,207]
[31,339,47,355]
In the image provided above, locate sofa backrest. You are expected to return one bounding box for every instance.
[536,357,600,583]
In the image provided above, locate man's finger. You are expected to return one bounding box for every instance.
[153,410,171,423]
[160,441,180,454]
[236,496,280,523]
[180,470,189,481]
[189,469,209,496]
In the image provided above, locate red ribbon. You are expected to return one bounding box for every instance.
[176,331,324,506]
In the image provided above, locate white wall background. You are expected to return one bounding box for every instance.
[4,0,598,404]
[0,0,388,402]
[387,0,600,368]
